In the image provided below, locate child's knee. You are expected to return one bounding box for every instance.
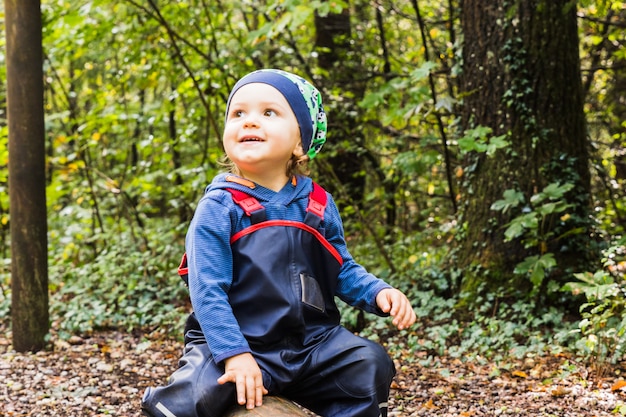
[334,342,395,397]
[141,342,234,417]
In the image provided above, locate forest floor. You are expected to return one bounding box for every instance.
[2,324,626,417]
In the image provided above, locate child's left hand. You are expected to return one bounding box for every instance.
[376,288,417,330]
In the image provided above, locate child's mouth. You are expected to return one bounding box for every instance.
[241,136,264,142]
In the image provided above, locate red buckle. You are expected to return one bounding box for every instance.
[307,199,325,218]
[228,188,265,216]
[238,197,265,216]
[306,182,327,219]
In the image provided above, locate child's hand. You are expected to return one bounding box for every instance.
[218,352,268,409]
[376,288,417,330]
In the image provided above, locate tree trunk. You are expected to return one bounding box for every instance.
[314,5,368,205]
[224,396,314,417]
[456,1,596,300]
[5,0,49,352]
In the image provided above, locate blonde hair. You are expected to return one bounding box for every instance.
[287,152,311,177]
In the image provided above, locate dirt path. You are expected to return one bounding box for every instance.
[2,327,624,416]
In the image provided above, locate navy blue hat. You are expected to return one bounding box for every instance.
[225,69,327,160]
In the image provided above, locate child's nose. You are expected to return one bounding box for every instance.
[243,113,260,127]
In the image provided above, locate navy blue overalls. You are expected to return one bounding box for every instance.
[141,183,395,417]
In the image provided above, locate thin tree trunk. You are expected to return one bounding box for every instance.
[314,6,368,206]
[5,0,49,352]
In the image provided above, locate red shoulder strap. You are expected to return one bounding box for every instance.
[178,253,188,282]
[178,188,265,282]
[227,188,265,216]
[306,182,327,219]
[179,184,325,282]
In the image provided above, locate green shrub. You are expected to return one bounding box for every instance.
[562,237,626,372]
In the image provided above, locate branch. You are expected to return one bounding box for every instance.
[374,1,392,77]
[125,0,222,142]
[316,158,398,276]
[410,0,457,213]
[581,8,615,97]
[577,12,626,29]
[123,0,212,61]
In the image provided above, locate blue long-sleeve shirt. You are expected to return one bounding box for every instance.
[185,173,391,364]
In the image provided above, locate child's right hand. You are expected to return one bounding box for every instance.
[376,288,417,330]
[218,352,268,409]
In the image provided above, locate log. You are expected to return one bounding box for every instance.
[224,396,314,416]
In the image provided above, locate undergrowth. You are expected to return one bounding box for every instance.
[342,222,582,368]
[0,216,191,340]
[1,202,623,374]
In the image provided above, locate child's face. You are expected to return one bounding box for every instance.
[223,83,302,181]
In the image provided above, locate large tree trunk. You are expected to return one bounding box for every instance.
[5,0,49,351]
[456,1,596,300]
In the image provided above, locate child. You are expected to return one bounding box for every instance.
[141,69,416,417]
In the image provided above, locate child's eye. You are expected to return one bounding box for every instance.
[264,109,277,117]
[227,109,245,120]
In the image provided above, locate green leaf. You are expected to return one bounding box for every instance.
[514,253,555,287]
[457,126,492,154]
[409,61,438,82]
[485,134,510,156]
[563,271,618,302]
[491,189,524,213]
[503,213,538,241]
[530,182,575,204]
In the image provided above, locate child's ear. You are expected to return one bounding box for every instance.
[293,141,304,156]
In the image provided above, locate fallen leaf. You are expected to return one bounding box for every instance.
[612,380,626,391]
[423,399,439,410]
[550,386,571,397]
[512,370,528,378]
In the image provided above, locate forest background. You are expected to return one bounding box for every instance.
[1,0,626,403]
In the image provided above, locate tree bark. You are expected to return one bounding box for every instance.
[314,5,368,205]
[457,0,596,299]
[5,0,49,351]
